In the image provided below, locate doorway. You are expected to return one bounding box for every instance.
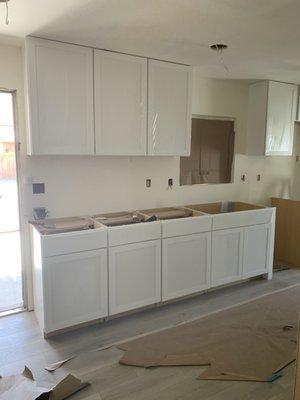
[0,91,24,313]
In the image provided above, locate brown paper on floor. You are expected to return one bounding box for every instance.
[0,366,50,400]
[118,285,300,382]
[45,356,75,372]
[49,374,90,400]
[0,366,90,400]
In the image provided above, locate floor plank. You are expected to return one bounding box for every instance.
[0,269,299,399]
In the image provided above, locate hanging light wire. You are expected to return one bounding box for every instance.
[217,46,229,74]
[210,44,229,74]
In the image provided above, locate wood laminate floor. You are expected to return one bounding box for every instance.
[1,269,300,400]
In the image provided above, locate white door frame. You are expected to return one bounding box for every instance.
[0,88,27,311]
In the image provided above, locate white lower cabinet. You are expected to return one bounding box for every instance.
[162,233,211,301]
[43,249,108,333]
[211,228,244,287]
[109,240,161,315]
[243,223,271,279]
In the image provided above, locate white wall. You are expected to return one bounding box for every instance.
[0,42,297,307]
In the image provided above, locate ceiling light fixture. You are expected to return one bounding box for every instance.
[210,43,229,74]
[0,0,10,25]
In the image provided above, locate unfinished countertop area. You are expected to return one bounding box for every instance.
[31,201,271,233]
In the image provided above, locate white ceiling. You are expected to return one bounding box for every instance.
[1,0,300,82]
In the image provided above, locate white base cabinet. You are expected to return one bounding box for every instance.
[43,249,108,333]
[162,232,211,301]
[212,228,244,287]
[109,240,161,315]
[31,206,275,336]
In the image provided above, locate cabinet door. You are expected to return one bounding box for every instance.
[148,60,192,156]
[109,240,161,315]
[43,249,108,333]
[243,223,271,279]
[162,233,211,301]
[211,228,243,287]
[94,50,147,155]
[26,38,94,155]
[266,81,298,156]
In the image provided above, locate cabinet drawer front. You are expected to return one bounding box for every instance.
[42,229,107,257]
[162,215,212,238]
[109,240,161,315]
[108,221,161,246]
[43,249,108,333]
[212,208,274,230]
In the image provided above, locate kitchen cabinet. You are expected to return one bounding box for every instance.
[243,223,272,279]
[148,59,192,156]
[109,240,161,315]
[31,224,108,336]
[162,232,211,301]
[25,37,193,157]
[94,50,147,155]
[211,228,244,287]
[246,80,298,156]
[25,37,94,155]
[43,249,108,334]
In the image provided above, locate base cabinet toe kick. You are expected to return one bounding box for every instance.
[31,205,275,335]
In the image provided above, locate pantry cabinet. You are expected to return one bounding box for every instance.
[108,240,161,315]
[162,232,211,301]
[94,50,147,155]
[25,37,94,155]
[148,60,192,156]
[246,80,298,156]
[43,249,108,333]
[211,228,244,287]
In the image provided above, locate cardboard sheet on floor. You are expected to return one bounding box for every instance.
[0,366,89,400]
[118,285,300,382]
[45,356,75,372]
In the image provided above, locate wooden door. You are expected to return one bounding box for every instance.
[94,50,147,155]
[148,60,192,156]
[162,232,211,301]
[26,37,94,155]
[180,118,234,185]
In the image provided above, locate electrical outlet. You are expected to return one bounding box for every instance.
[32,183,45,194]
[168,178,173,188]
[146,179,151,188]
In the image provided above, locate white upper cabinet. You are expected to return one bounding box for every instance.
[94,50,147,155]
[25,37,193,156]
[148,60,192,156]
[246,80,298,156]
[25,37,94,155]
